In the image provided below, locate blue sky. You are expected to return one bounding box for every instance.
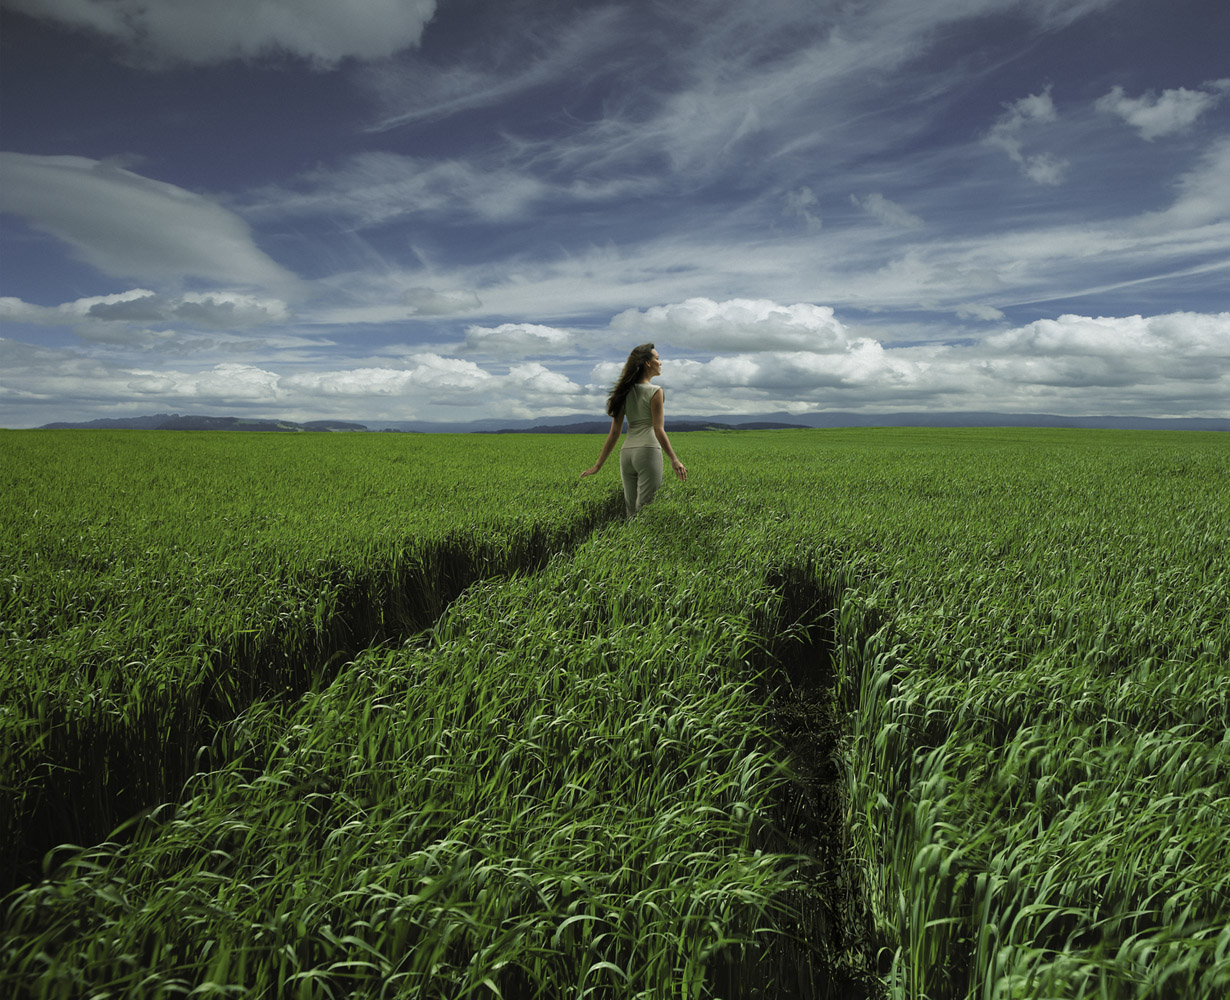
[1,0,1227,427]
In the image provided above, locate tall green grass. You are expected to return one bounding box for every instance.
[3,427,1227,997]
[1,430,623,893]
[3,475,869,998]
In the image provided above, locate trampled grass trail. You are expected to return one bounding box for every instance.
[2,427,1228,997]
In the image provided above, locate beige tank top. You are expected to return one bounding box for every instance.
[623,382,661,449]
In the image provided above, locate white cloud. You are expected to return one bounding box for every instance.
[0,290,292,351]
[4,0,436,68]
[125,362,283,400]
[280,367,414,397]
[985,88,1070,185]
[464,323,573,356]
[87,291,290,327]
[0,338,596,425]
[0,154,299,292]
[850,192,923,227]
[589,306,1230,417]
[403,353,492,392]
[1096,80,1230,140]
[505,362,582,396]
[611,298,853,352]
[6,307,1228,427]
[984,311,1230,372]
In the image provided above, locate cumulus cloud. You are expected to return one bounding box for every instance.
[3,0,436,68]
[0,154,299,291]
[125,362,282,400]
[280,367,414,397]
[1096,80,1230,140]
[464,323,573,356]
[0,290,291,350]
[6,308,1229,427]
[589,340,926,405]
[985,311,1230,367]
[590,306,1230,417]
[850,192,923,227]
[611,298,853,352]
[505,362,582,395]
[986,89,1069,185]
[88,291,290,327]
[0,339,591,423]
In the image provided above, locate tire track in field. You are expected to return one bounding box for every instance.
[5,491,627,896]
[710,567,882,999]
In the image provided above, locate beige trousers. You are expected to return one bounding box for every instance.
[619,447,663,517]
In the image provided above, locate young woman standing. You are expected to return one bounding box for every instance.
[579,342,687,516]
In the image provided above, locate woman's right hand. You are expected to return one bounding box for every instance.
[671,458,687,482]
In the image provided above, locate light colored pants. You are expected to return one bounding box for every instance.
[620,447,663,517]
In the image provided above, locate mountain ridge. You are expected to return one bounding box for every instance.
[24,411,1229,432]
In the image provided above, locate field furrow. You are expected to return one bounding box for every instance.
[1,431,625,894]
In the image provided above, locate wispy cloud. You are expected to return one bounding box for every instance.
[362,5,631,130]
[0,154,300,293]
[243,151,658,230]
[782,187,821,230]
[850,193,924,228]
[3,0,437,67]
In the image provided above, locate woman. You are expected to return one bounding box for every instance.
[579,342,687,517]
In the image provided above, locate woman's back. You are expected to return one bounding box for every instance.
[623,383,660,449]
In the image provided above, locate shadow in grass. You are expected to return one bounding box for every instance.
[707,565,883,999]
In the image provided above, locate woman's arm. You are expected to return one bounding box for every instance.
[579,416,622,478]
[651,388,687,482]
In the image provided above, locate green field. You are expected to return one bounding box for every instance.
[2,427,1227,999]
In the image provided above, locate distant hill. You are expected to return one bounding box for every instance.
[38,413,368,432]
[30,410,1228,433]
[38,413,183,430]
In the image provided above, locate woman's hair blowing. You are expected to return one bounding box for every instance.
[605,343,655,419]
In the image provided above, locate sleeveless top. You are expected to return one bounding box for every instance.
[623,382,661,450]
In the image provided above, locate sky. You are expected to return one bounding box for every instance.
[1,0,1228,428]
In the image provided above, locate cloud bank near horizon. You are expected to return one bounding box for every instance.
[4,297,1226,425]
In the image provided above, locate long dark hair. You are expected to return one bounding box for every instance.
[605,342,655,418]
